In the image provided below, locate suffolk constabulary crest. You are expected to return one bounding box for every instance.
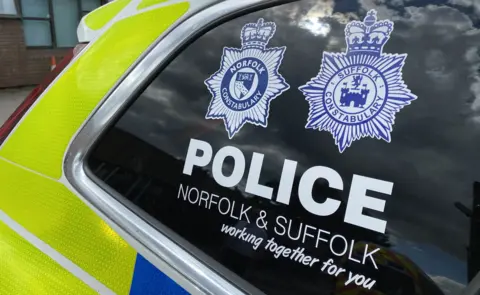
[299,10,417,153]
[204,18,290,138]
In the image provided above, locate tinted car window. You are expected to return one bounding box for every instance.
[88,1,480,294]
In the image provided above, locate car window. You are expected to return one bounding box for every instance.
[87,1,480,294]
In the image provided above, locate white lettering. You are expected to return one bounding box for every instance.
[363,245,381,269]
[276,159,297,204]
[245,153,273,199]
[183,139,212,175]
[177,183,188,201]
[344,175,393,233]
[274,215,287,236]
[181,139,393,233]
[330,234,348,256]
[298,166,343,216]
[212,146,245,187]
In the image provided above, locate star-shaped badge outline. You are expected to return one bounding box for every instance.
[205,46,290,138]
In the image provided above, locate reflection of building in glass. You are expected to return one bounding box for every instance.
[88,127,252,254]
[89,127,448,295]
[456,181,480,283]
[470,182,480,282]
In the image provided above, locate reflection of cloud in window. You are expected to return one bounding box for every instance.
[389,0,412,7]
[277,0,334,23]
[425,49,453,88]
[113,4,480,289]
[466,46,480,122]
[404,6,474,32]
[331,4,480,267]
[298,18,331,36]
[359,0,399,18]
[449,0,480,15]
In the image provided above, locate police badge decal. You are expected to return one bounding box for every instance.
[299,10,417,153]
[204,18,290,139]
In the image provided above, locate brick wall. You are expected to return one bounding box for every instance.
[0,18,70,89]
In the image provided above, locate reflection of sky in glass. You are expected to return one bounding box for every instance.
[392,239,466,294]
[112,1,480,293]
[299,17,331,36]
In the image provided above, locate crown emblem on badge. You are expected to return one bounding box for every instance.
[205,18,289,139]
[345,10,393,57]
[299,9,417,153]
[241,18,276,49]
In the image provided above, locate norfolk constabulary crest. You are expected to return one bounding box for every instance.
[204,18,290,138]
[299,10,417,152]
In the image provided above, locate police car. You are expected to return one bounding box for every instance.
[1,0,479,294]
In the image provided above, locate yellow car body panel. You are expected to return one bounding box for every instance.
[0,158,136,295]
[0,1,190,294]
[0,1,189,179]
[0,221,98,295]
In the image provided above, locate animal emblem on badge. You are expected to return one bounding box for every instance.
[204,18,290,139]
[299,10,417,153]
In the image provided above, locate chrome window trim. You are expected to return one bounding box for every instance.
[64,0,287,294]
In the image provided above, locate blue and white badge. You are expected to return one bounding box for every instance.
[299,10,417,153]
[204,18,290,139]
